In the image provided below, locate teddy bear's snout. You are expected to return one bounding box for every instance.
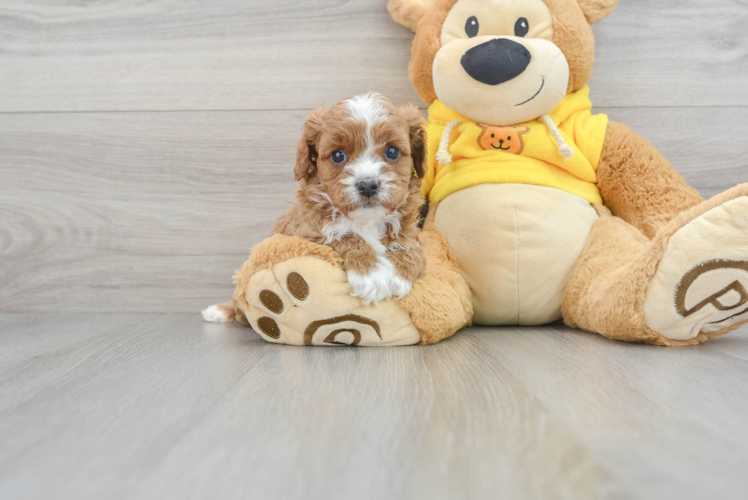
[460,38,532,86]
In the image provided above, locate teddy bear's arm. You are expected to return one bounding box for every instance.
[596,121,705,239]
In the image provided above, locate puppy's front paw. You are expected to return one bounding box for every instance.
[389,273,413,301]
[347,260,413,305]
[347,266,392,305]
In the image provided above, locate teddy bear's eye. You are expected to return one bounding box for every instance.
[514,17,529,37]
[507,136,512,140]
[465,16,479,38]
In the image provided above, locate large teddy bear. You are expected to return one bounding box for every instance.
[387,0,748,345]
[215,0,747,347]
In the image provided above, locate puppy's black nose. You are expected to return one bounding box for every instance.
[461,38,531,86]
[356,179,380,198]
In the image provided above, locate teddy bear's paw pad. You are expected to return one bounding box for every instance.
[245,256,421,346]
[645,196,748,340]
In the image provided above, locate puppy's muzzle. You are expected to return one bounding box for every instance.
[461,38,531,86]
[356,179,381,199]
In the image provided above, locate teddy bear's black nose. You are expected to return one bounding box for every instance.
[461,38,531,85]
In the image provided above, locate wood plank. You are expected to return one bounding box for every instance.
[468,325,748,499]
[1,0,747,112]
[589,0,748,107]
[0,109,302,312]
[604,107,748,200]
[1,106,746,312]
[0,312,157,366]
[1,314,747,499]
[0,314,623,499]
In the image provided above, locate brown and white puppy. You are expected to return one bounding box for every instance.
[272,92,427,305]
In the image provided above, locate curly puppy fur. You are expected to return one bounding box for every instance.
[273,92,428,305]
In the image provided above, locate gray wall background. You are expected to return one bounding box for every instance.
[1,0,746,312]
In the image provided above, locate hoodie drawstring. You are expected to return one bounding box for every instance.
[436,121,461,166]
[540,114,575,161]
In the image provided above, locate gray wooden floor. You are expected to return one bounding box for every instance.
[1,314,748,500]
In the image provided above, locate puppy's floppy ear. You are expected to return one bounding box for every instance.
[294,109,324,182]
[400,104,427,179]
[387,0,436,32]
[576,0,618,24]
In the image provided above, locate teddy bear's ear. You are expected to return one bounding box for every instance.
[387,0,437,32]
[576,0,618,24]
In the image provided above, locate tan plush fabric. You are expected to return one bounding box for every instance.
[229,228,471,346]
[401,223,473,345]
[230,234,342,318]
[408,0,456,104]
[388,0,437,32]
[405,0,602,104]
[564,186,748,346]
[542,0,597,93]
[644,194,748,341]
[386,0,748,346]
[245,255,420,346]
[562,207,661,344]
[575,0,619,25]
[435,184,598,325]
[597,121,705,238]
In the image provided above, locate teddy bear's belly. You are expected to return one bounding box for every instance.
[434,183,598,325]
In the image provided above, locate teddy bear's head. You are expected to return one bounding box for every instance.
[388,0,618,125]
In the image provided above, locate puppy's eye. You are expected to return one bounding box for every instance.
[385,146,400,161]
[514,17,529,37]
[331,150,347,164]
[465,16,479,38]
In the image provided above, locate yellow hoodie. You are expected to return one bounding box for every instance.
[423,86,609,205]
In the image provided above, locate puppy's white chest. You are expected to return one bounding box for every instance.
[322,207,400,255]
[322,208,410,305]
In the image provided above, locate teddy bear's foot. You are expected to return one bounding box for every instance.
[211,229,472,346]
[245,255,421,346]
[644,187,748,341]
[218,234,422,346]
